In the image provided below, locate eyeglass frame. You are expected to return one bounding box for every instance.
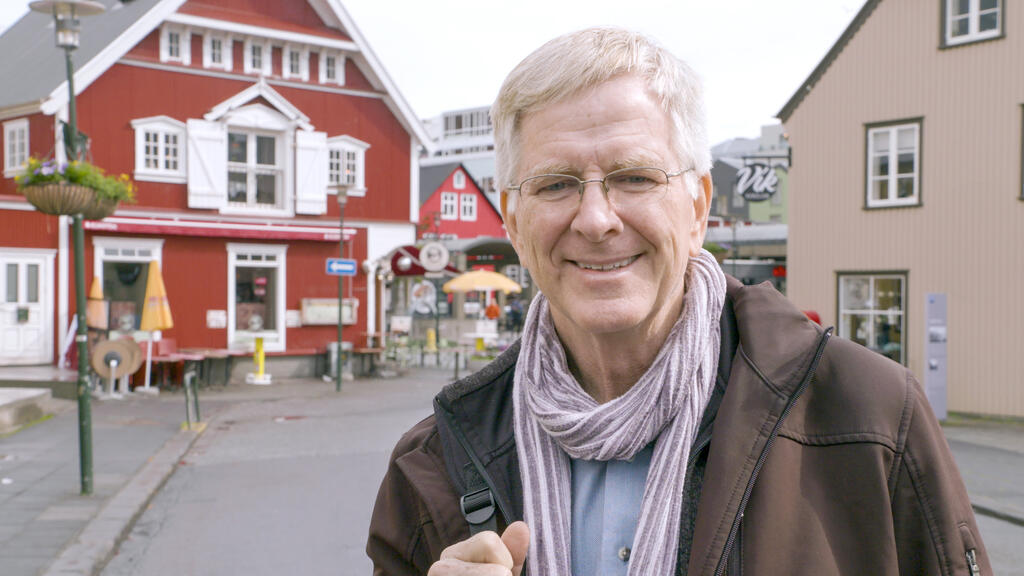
[506,166,695,207]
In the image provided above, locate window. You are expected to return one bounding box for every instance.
[866,121,920,208]
[441,192,458,219]
[4,118,29,178]
[160,25,190,65]
[243,39,271,75]
[131,116,186,183]
[92,238,163,336]
[838,273,906,364]
[479,176,495,194]
[228,244,286,352]
[945,0,1001,46]
[203,33,232,71]
[283,46,308,81]
[318,51,345,85]
[460,193,477,221]
[227,131,282,209]
[453,170,466,189]
[326,135,369,196]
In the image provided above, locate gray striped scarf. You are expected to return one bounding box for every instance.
[513,250,726,575]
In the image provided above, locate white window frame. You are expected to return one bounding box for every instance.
[243,38,272,76]
[203,32,232,71]
[318,51,345,85]
[460,193,477,221]
[838,273,906,365]
[283,45,309,81]
[440,192,458,220]
[326,135,369,197]
[453,170,466,189]
[160,25,191,65]
[226,129,284,210]
[92,237,164,340]
[3,118,29,178]
[131,116,186,183]
[866,122,920,208]
[227,243,287,352]
[945,0,1001,46]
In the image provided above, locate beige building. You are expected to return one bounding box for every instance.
[779,0,1023,417]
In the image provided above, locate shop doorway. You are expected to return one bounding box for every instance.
[0,249,55,365]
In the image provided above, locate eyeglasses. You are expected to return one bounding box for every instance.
[507,166,693,210]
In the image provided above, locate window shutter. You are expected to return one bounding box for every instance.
[186,119,227,209]
[295,130,328,215]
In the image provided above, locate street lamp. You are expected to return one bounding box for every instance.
[29,0,105,496]
[333,184,349,392]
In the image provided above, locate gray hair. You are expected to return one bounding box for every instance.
[492,27,711,209]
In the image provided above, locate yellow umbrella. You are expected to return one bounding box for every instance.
[140,261,173,392]
[443,270,522,294]
[86,276,108,329]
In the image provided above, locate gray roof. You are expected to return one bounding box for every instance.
[419,162,461,206]
[0,0,164,111]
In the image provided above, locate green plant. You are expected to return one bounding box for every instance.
[15,157,136,202]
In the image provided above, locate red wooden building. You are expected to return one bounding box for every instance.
[417,162,504,241]
[0,0,430,369]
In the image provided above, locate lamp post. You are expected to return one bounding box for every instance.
[29,0,105,496]
[333,184,349,392]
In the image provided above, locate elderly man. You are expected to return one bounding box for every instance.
[368,27,989,576]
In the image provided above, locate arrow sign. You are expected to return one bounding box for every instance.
[326,258,357,276]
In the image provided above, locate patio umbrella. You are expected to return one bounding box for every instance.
[139,261,174,392]
[443,270,522,294]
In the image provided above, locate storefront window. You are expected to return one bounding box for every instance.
[838,273,905,364]
[104,261,149,333]
[234,266,276,332]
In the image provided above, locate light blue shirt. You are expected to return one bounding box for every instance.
[570,444,654,576]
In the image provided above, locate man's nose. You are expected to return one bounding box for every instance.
[571,180,622,241]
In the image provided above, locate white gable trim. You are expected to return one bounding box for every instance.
[204,78,314,131]
[322,0,433,152]
[41,0,190,116]
[164,12,358,52]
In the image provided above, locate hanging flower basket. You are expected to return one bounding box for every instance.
[15,157,135,219]
[81,196,120,221]
[21,182,97,216]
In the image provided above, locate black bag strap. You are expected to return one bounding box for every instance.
[460,462,497,535]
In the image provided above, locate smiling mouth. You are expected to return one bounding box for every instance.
[573,255,639,271]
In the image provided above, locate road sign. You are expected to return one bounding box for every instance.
[326,258,357,276]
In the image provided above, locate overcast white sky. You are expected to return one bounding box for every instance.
[0,0,866,144]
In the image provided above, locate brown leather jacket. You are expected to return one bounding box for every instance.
[367,278,991,575]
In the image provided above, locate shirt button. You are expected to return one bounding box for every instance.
[618,546,631,562]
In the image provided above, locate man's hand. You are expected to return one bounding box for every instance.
[428,521,529,576]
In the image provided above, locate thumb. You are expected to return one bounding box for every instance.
[501,521,530,576]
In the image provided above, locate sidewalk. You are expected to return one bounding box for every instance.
[0,373,1021,576]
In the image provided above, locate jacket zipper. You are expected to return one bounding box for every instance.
[434,399,513,527]
[712,328,832,576]
[966,549,980,576]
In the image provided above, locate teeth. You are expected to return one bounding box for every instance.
[577,256,636,271]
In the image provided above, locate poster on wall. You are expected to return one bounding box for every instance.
[300,298,358,325]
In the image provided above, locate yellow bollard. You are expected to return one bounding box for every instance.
[245,336,272,385]
[425,328,438,353]
[476,337,485,352]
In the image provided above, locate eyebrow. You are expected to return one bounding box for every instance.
[524,155,664,179]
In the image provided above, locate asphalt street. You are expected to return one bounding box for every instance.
[98,368,1024,576]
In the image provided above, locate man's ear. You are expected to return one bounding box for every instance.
[689,173,713,257]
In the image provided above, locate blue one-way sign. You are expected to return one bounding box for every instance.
[326,258,357,276]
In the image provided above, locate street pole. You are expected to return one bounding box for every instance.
[335,186,348,392]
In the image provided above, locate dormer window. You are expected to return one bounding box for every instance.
[944,0,1002,46]
[204,33,232,71]
[160,25,190,65]
[318,51,345,85]
[283,46,309,81]
[244,38,272,75]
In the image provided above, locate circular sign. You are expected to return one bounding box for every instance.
[419,241,450,272]
[410,280,437,315]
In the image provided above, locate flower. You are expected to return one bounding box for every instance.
[16,156,135,203]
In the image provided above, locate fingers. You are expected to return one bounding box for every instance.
[427,557,512,576]
[440,530,514,565]
[501,522,530,576]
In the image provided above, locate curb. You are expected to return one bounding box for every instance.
[971,496,1024,528]
[42,423,206,576]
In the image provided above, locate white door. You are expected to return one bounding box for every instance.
[0,251,54,365]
